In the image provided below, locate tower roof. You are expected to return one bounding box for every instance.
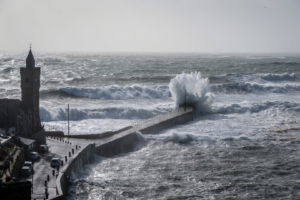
[26,49,35,69]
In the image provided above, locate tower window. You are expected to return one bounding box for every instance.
[35,78,38,82]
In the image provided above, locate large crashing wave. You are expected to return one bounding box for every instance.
[60,85,170,100]
[169,72,214,114]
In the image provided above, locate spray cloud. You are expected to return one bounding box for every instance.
[169,72,214,114]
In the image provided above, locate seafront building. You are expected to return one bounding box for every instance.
[0,48,46,199]
[0,49,45,145]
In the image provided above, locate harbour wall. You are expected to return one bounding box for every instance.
[95,130,139,157]
[45,126,132,139]
[139,109,193,135]
[50,106,193,199]
[53,143,96,200]
[95,106,193,156]
[51,136,138,200]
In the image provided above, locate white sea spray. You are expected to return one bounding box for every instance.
[169,71,214,114]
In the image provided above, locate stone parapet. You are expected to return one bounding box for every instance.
[45,126,132,139]
[54,143,95,198]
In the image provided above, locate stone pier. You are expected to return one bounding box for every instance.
[39,106,193,199]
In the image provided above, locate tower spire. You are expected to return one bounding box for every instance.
[26,46,35,70]
[21,46,41,134]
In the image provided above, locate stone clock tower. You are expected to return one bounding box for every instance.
[20,48,41,134]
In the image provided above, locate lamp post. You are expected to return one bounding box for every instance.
[184,90,187,111]
[27,115,29,136]
[68,104,70,142]
[31,162,34,194]
[5,113,8,136]
[6,98,8,136]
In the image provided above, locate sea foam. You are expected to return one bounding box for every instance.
[60,85,170,100]
[40,104,173,122]
[169,72,214,114]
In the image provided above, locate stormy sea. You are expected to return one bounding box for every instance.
[1,52,300,199]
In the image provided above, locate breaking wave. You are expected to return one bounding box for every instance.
[210,73,300,93]
[212,101,300,114]
[215,73,299,83]
[40,89,77,98]
[1,58,12,62]
[60,85,170,100]
[40,105,173,122]
[258,73,298,81]
[169,72,214,114]
[264,61,299,66]
[1,67,15,74]
[43,57,67,62]
[211,82,300,93]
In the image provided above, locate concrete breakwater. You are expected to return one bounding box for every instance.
[50,106,193,199]
[95,106,193,157]
[45,126,132,139]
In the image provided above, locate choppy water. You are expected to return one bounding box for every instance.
[1,52,300,199]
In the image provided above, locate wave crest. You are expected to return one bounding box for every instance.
[259,73,298,81]
[211,82,300,94]
[212,101,300,114]
[40,105,173,122]
[43,57,67,62]
[60,85,170,100]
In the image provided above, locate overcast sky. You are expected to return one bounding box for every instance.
[1,0,300,53]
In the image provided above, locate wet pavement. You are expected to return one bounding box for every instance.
[18,138,90,199]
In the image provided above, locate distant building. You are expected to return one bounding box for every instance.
[0,48,45,145]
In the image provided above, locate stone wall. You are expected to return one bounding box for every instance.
[95,132,138,157]
[45,126,132,139]
[45,131,64,137]
[55,143,95,198]
[94,109,193,157]
[140,111,193,135]
[49,195,64,200]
